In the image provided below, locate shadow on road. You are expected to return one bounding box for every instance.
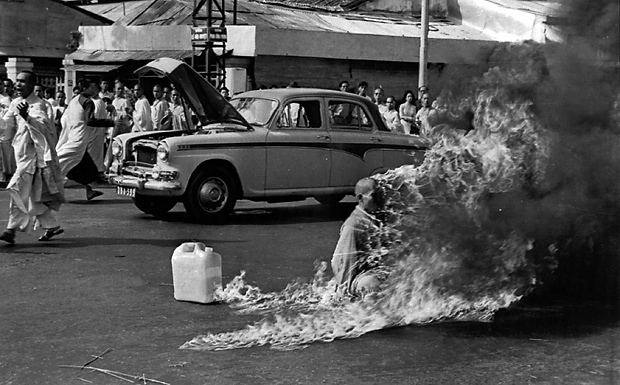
[142,201,357,226]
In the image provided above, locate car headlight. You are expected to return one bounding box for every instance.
[157,142,169,161]
[111,140,123,158]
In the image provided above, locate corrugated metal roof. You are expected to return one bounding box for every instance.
[102,0,490,42]
[78,1,153,23]
[61,64,124,72]
[66,49,194,62]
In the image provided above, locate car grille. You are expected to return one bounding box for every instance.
[126,146,156,167]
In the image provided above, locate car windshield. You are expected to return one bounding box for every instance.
[229,97,278,126]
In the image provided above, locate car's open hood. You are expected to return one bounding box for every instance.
[135,58,252,130]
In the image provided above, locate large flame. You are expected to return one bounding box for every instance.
[182,0,620,348]
[177,40,598,351]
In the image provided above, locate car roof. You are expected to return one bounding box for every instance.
[235,88,369,101]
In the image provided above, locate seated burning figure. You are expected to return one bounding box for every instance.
[331,177,387,297]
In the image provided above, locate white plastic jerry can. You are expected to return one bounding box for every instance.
[171,242,222,304]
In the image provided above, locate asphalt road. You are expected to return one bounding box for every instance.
[0,184,618,385]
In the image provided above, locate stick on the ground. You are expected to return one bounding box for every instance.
[81,347,112,369]
[60,364,171,385]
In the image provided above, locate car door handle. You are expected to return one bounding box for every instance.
[370,136,382,142]
[316,134,329,140]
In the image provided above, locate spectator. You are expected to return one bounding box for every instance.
[71,86,81,100]
[0,78,14,186]
[0,70,65,244]
[111,83,129,120]
[416,85,429,110]
[34,84,54,123]
[3,78,14,99]
[382,96,404,134]
[131,83,152,132]
[373,86,388,114]
[169,89,188,130]
[338,80,350,93]
[357,81,372,101]
[163,86,172,103]
[399,90,417,135]
[415,92,434,137]
[219,86,231,101]
[151,84,169,131]
[331,177,385,297]
[52,90,67,137]
[44,87,58,107]
[99,78,114,100]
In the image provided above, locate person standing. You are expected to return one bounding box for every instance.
[0,70,65,244]
[331,177,385,297]
[373,86,388,115]
[34,84,54,124]
[44,87,58,108]
[415,92,434,137]
[131,83,152,132]
[381,96,404,134]
[99,78,114,101]
[399,90,417,135]
[356,81,372,101]
[52,90,67,137]
[151,84,169,131]
[57,78,115,201]
[338,80,350,93]
[169,89,188,131]
[0,79,14,186]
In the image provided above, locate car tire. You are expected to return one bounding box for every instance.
[183,166,238,222]
[314,194,345,205]
[133,195,177,216]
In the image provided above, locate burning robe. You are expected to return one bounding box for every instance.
[331,205,384,296]
[2,94,64,231]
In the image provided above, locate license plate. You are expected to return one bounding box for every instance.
[116,186,136,198]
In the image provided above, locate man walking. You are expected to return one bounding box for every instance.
[57,78,114,201]
[0,71,65,244]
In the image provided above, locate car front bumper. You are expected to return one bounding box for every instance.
[108,175,182,191]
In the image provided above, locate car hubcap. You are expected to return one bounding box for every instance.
[198,177,228,212]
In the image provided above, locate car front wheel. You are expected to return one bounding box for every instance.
[133,195,177,216]
[183,166,238,222]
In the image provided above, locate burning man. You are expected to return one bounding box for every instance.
[331,177,384,297]
[0,70,65,244]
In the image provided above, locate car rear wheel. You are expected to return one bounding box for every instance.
[314,194,346,205]
[183,166,238,222]
[133,195,177,216]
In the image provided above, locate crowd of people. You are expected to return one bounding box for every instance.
[335,80,436,136]
[0,72,193,244]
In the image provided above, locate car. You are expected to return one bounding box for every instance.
[108,57,428,222]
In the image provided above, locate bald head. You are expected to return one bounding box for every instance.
[355,178,376,197]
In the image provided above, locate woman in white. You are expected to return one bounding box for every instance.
[399,90,417,135]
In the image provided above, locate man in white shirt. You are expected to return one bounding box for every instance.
[34,84,54,123]
[0,70,65,244]
[99,78,114,101]
[169,89,188,130]
[131,83,152,132]
[151,84,169,131]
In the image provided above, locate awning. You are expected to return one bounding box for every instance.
[66,49,194,62]
[61,64,124,72]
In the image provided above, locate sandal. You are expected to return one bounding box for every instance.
[0,230,15,244]
[39,227,64,241]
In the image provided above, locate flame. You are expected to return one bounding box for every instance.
[181,33,619,350]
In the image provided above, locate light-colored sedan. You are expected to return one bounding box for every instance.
[108,58,428,222]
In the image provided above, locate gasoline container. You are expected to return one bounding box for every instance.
[171,242,222,304]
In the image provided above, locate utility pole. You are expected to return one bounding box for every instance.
[418,0,429,90]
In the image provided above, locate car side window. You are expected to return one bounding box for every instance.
[278,100,322,129]
[328,100,372,131]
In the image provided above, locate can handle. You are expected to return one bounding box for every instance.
[181,242,206,253]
